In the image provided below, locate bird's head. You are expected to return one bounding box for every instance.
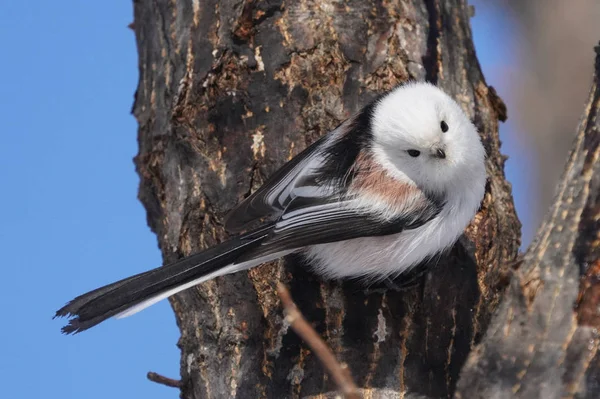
[370,82,486,196]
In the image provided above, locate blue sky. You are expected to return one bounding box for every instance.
[0,2,178,399]
[0,2,531,398]
[470,1,537,244]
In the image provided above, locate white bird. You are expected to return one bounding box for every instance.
[55,81,486,334]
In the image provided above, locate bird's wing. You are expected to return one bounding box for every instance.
[240,189,443,261]
[223,132,334,233]
[224,98,384,233]
[225,97,444,250]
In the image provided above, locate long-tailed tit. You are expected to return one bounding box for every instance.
[56,82,486,334]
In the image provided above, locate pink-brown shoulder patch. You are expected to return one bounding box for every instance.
[350,151,422,208]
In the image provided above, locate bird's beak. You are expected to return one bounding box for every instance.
[431,145,446,159]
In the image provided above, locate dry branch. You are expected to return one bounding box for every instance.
[277,283,360,399]
[147,371,182,389]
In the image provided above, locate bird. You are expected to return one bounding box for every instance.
[55,81,486,334]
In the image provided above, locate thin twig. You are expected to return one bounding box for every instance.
[147,371,182,388]
[277,282,361,399]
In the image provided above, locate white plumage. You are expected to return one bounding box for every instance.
[56,81,486,333]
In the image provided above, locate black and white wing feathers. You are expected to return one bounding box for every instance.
[224,100,380,233]
[223,134,332,233]
[243,193,441,261]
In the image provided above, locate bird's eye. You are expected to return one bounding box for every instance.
[407,149,421,157]
[440,120,449,133]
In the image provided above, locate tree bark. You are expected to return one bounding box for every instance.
[131,0,519,397]
[455,45,600,399]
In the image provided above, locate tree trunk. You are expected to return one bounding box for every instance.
[455,45,600,399]
[131,0,519,397]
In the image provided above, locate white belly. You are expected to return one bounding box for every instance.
[302,203,471,281]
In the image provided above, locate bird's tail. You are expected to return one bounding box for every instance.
[55,226,277,334]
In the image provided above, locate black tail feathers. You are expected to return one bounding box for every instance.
[55,227,272,334]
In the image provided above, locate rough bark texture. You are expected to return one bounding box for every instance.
[131,0,519,398]
[455,45,600,399]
